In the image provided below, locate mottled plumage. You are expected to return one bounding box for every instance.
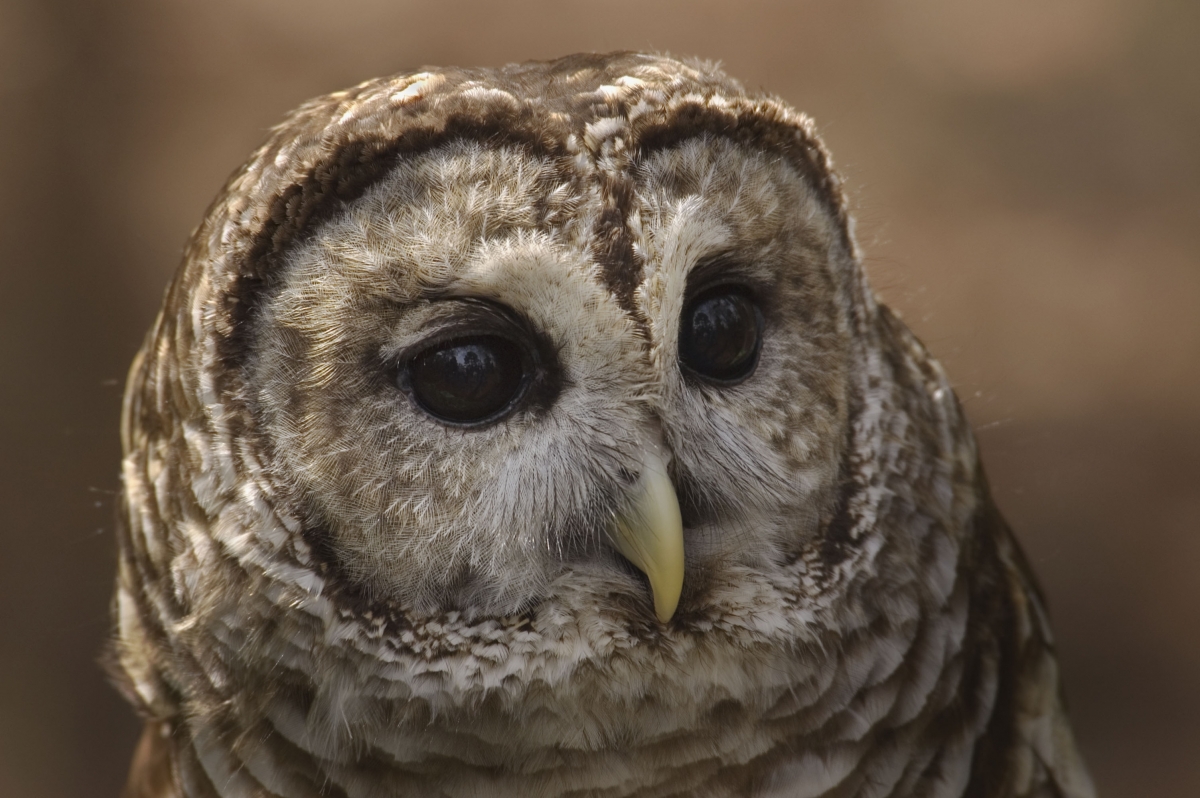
[112,52,1094,798]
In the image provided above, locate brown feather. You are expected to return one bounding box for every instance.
[121,722,181,798]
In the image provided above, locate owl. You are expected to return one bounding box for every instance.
[112,52,1095,798]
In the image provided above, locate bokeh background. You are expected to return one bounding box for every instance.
[2,1,1197,796]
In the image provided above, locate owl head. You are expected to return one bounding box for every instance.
[113,52,1004,796]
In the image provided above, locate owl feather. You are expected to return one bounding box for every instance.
[112,52,1094,798]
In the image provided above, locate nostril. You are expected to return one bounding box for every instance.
[677,492,708,529]
[672,474,712,529]
[617,467,638,488]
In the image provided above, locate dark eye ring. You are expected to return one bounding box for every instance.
[403,335,531,426]
[678,286,763,385]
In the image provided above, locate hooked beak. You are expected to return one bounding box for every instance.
[608,446,685,623]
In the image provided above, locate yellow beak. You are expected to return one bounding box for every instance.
[609,446,685,623]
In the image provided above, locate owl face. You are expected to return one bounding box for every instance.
[250,134,853,623]
[115,54,1095,798]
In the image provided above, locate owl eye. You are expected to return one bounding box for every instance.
[678,287,763,384]
[406,336,528,425]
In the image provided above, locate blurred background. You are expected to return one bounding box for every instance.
[1,1,1196,796]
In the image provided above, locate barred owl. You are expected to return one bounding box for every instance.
[112,52,1095,798]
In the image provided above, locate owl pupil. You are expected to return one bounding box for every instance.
[408,337,526,424]
[678,288,762,383]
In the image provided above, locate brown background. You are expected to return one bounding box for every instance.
[1,1,1197,796]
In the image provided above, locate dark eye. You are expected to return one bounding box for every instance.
[678,287,763,384]
[406,336,528,425]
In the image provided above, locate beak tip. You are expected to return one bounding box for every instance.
[650,570,683,624]
[654,600,679,624]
